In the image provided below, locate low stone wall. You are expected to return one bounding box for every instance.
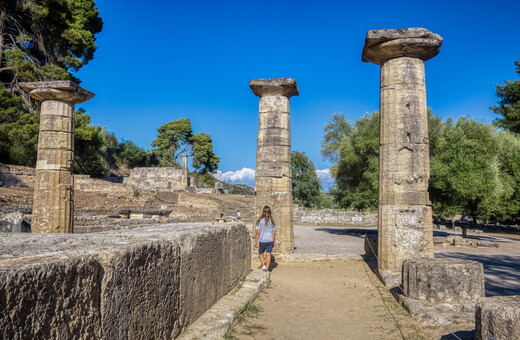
[293,207,377,226]
[123,167,187,191]
[0,222,251,339]
[74,175,136,197]
[0,163,35,187]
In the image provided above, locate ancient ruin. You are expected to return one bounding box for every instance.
[19,81,94,233]
[362,28,443,277]
[250,78,298,254]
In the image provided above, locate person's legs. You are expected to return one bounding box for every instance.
[259,252,265,267]
[265,253,271,271]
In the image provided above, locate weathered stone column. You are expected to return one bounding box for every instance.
[19,81,94,233]
[361,28,442,276]
[250,78,298,254]
[182,154,189,187]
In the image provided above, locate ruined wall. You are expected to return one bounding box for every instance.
[0,222,251,339]
[123,167,187,191]
[293,207,377,226]
[0,163,35,187]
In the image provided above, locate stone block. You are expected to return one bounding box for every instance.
[0,212,31,232]
[37,131,74,151]
[40,100,74,117]
[255,162,291,178]
[258,111,290,129]
[259,96,290,113]
[36,149,74,170]
[39,114,74,132]
[0,222,250,339]
[402,258,484,304]
[256,145,291,163]
[476,296,520,340]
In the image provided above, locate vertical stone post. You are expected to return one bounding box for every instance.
[361,28,442,277]
[19,81,95,233]
[182,154,189,187]
[250,78,298,254]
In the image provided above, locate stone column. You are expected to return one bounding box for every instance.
[182,154,189,187]
[250,78,298,254]
[19,81,95,233]
[361,28,442,276]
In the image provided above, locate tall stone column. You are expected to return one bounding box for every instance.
[182,154,189,187]
[19,81,95,233]
[361,28,443,277]
[250,78,298,254]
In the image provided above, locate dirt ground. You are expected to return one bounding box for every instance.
[229,259,472,340]
[225,224,520,340]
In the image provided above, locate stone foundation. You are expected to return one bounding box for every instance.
[0,222,250,339]
[395,258,484,324]
[476,296,520,340]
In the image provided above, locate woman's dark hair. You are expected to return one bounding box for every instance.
[256,205,275,226]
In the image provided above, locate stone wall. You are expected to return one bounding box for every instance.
[0,222,251,339]
[123,167,187,191]
[74,175,137,196]
[293,207,377,226]
[0,163,35,187]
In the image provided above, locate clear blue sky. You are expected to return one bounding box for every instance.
[77,0,520,176]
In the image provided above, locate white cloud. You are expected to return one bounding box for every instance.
[315,168,335,192]
[214,168,256,187]
[214,167,335,192]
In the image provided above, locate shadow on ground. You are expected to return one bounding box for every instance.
[315,227,377,238]
[440,330,475,340]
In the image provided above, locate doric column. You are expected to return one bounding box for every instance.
[250,78,298,254]
[19,81,95,233]
[362,28,443,276]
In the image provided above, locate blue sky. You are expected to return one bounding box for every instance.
[77,0,520,188]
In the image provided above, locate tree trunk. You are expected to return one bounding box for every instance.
[0,8,7,65]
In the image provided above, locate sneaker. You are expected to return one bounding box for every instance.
[260,265,266,271]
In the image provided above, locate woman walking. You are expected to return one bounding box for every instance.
[254,205,276,271]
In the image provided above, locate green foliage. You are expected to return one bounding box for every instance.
[192,132,220,173]
[321,113,353,163]
[291,151,322,208]
[151,118,193,167]
[0,84,38,166]
[74,108,108,177]
[0,0,103,101]
[323,109,520,221]
[491,61,520,133]
[329,112,379,211]
[197,171,218,187]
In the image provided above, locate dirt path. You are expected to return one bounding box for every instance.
[230,259,466,340]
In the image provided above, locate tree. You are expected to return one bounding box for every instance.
[192,133,220,173]
[429,117,503,223]
[321,113,353,163]
[0,0,103,106]
[0,84,38,166]
[491,60,520,134]
[291,151,322,208]
[329,112,379,211]
[74,108,107,176]
[151,118,194,167]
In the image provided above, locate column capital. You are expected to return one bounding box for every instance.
[19,80,95,104]
[250,78,299,98]
[362,28,442,65]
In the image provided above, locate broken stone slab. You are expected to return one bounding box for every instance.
[396,258,484,324]
[475,295,520,340]
[0,212,31,233]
